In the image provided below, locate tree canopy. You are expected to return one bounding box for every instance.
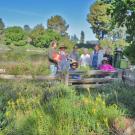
[87,1,111,40]
[5,26,27,46]
[108,0,135,44]
[101,0,135,63]
[47,15,69,37]
[30,27,61,48]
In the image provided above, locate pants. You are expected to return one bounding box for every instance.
[50,64,57,75]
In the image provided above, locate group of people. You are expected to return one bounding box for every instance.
[48,40,115,76]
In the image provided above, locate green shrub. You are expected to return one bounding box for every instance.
[5,26,27,46]
[0,81,124,135]
[95,81,135,117]
[124,43,135,64]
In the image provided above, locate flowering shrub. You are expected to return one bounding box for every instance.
[0,81,124,135]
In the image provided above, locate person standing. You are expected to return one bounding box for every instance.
[69,46,80,62]
[91,44,104,69]
[48,41,61,76]
[59,45,69,71]
[80,48,91,67]
[114,47,123,68]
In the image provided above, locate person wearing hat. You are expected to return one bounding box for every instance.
[70,61,78,70]
[59,44,70,71]
[99,57,115,72]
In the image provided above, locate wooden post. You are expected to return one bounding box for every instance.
[65,72,69,85]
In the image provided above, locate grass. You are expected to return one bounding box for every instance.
[0,61,50,75]
[0,81,124,135]
[91,81,135,117]
[0,49,50,75]
[0,49,46,62]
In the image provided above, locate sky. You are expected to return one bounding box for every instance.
[0,0,97,42]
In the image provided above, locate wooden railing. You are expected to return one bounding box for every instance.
[66,70,118,89]
[0,68,119,89]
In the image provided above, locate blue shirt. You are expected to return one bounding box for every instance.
[92,51,98,68]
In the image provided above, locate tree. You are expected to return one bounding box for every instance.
[0,18,5,34]
[71,34,79,43]
[107,0,135,44]
[87,1,111,39]
[80,31,85,44]
[5,26,26,46]
[24,25,31,33]
[30,27,60,48]
[47,15,69,36]
[33,24,45,30]
[102,0,135,63]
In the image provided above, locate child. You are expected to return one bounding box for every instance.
[69,61,81,80]
[99,57,116,72]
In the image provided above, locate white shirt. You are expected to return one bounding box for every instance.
[80,54,91,67]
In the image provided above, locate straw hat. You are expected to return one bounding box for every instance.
[59,45,67,49]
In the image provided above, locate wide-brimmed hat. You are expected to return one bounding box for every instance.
[59,45,67,49]
[70,61,78,69]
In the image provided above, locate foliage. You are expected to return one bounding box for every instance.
[58,36,75,51]
[102,0,135,62]
[87,1,111,39]
[124,44,135,64]
[0,80,44,131]
[0,50,50,75]
[80,31,85,44]
[106,0,135,44]
[30,27,61,48]
[78,66,94,72]
[100,39,114,50]
[47,15,69,36]
[0,49,47,61]
[0,81,124,135]
[33,24,45,31]
[0,62,50,75]
[95,81,135,117]
[5,26,27,46]
[0,18,5,34]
